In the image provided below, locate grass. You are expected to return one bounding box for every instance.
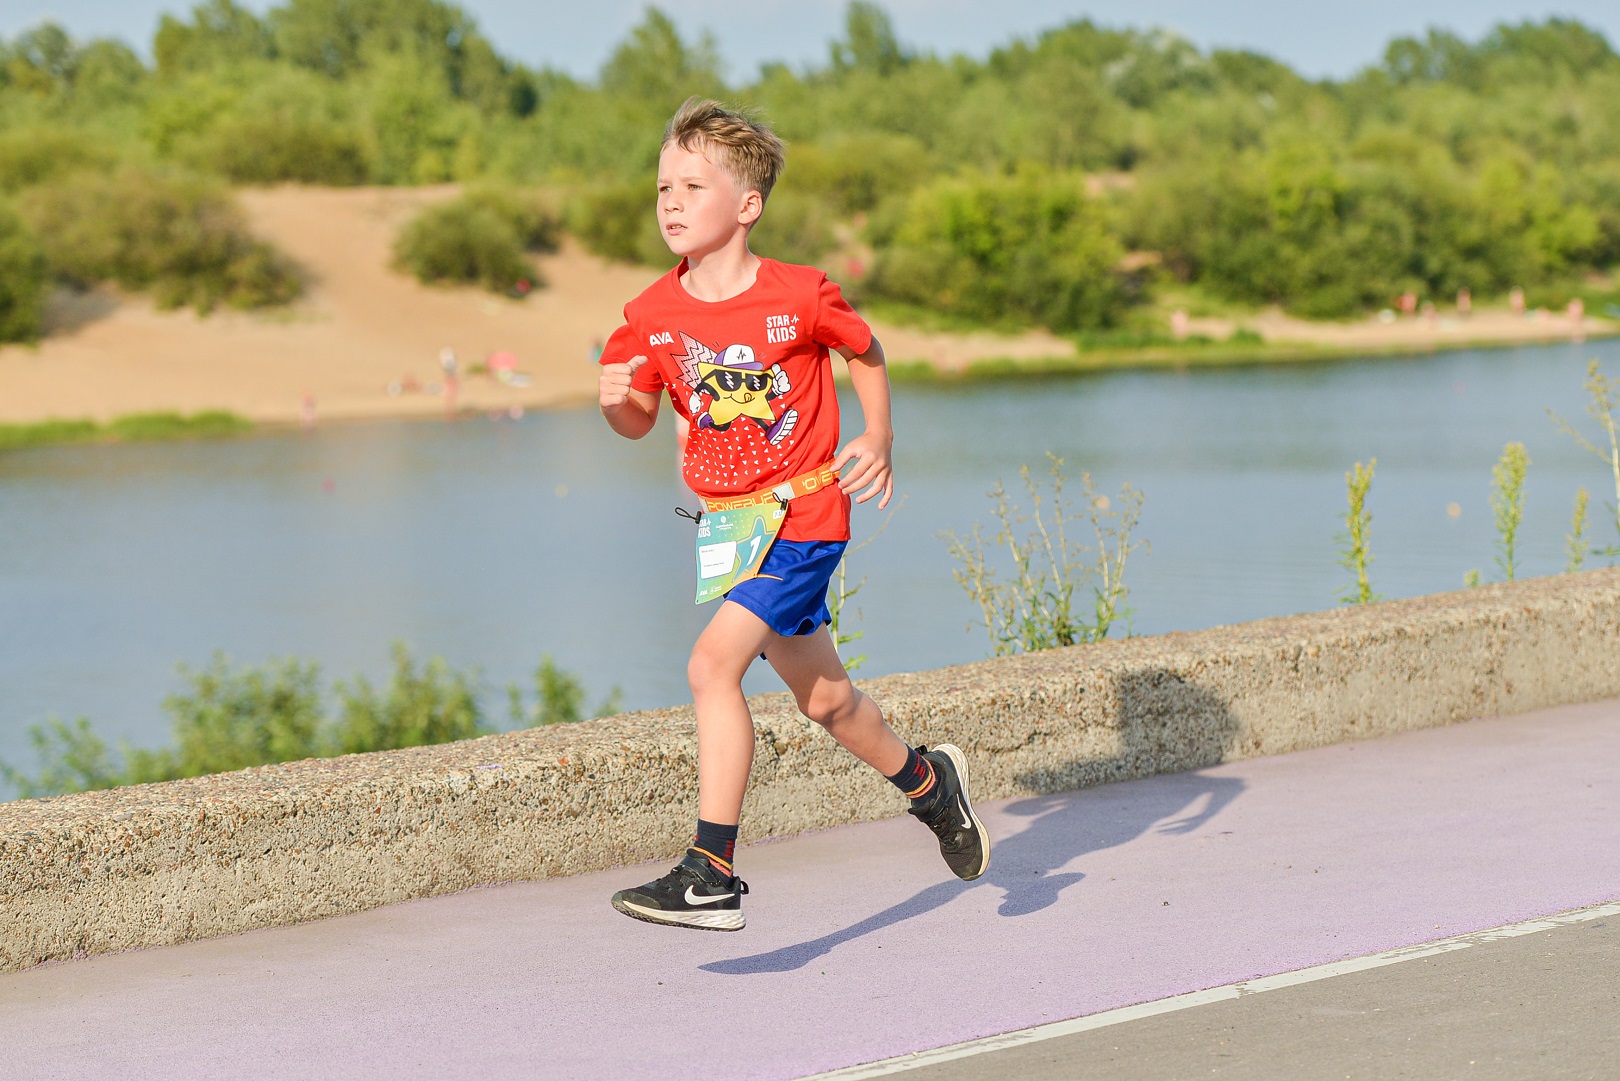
[0,410,252,452]
[880,325,1620,385]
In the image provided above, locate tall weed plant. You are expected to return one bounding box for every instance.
[944,454,1145,656]
[1337,458,1381,604]
[1548,359,1620,559]
[1490,441,1531,581]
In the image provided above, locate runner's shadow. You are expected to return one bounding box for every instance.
[703,670,1245,975]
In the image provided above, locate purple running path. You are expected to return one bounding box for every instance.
[5,700,1619,1080]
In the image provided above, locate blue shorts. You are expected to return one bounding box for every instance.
[725,539,847,637]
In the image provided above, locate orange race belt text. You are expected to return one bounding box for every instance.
[700,463,840,513]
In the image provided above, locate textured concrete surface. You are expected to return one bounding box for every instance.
[898,912,1620,1081]
[3,569,1619,970]
[2,700,1617,1080]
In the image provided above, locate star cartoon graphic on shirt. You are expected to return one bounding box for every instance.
[673,336,798,446]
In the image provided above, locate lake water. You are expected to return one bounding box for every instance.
[3,338,1616,792]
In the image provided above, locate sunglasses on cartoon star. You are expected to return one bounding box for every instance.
[707,368,772,393]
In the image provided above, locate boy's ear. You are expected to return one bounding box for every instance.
[737,189,764,227]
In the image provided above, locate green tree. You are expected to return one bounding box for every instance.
[870,169,1127,331]
[830,2,908,75]
[154,0,275,76]
[598,7,723,111]
[0,201,50,343]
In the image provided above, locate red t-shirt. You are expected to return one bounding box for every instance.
[600,258,873,542]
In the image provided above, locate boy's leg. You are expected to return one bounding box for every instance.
[607,600,771,932]
[760,625,908,775]
[688,599,778,826]
[765,627,991,881]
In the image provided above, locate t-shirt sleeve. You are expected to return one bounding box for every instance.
[812,276,874,357]
[599,320,664,393]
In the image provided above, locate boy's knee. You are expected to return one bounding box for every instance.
[688,642,743,696]
[801,681,861,728]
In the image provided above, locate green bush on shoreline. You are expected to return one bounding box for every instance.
[0,646,623,800]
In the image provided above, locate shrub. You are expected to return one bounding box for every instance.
[0,201,50,343]
[867,170,1129,332]
[331,643,484,754]
[750,189,838,267]
[131,654,327,781]
[393,187,560,291]
[18,168,301,313]
[787,134,933,214]
[198,113,370,185]
[0,646,621,798]
[0,126,118,194]
[459,185,562,252]
[507,654,622,726]
[567,179,671,268]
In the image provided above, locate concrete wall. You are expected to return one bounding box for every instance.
[4,569,1618,972]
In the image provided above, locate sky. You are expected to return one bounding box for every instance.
[6,1,1620,83]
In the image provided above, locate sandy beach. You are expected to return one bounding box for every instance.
[0,184,1610,427]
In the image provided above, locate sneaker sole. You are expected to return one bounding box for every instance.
[934,743,991,881]
[611,896,746,932]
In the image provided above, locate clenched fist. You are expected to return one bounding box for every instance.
[599,355,649,410]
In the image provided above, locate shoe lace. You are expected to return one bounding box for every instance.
[912,797,971,852]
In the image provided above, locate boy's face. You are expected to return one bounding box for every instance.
[656,141,761,259]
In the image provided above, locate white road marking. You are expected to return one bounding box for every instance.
[799,899,1620,1080]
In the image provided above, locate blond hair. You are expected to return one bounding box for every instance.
[663,97,786,202]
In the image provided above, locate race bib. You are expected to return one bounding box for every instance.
[694,502,786,604]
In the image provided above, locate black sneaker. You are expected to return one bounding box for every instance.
[909,744,991,881]
[610,850,749,931]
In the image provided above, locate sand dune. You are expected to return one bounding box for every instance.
[0,184,1608,427]
[0,185,662,425]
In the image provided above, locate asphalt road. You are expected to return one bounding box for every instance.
[846,910,1620,1081]
[4,699,1619,1080]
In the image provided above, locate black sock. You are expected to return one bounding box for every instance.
[693,819,738,876]
[885,746,937,804]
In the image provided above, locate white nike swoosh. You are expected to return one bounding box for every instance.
[685,885,734,906]
[958,798,973,830]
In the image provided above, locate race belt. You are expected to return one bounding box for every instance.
[700,463,840,513]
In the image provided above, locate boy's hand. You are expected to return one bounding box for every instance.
[600,355,649,410]
[833,430,895,509]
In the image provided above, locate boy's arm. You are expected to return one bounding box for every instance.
[599,355,661,439]
[832,336,894,509]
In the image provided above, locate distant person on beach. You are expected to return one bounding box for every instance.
[595,98,988,932]
[1457,287,1471,316]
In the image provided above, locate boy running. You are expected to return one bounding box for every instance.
[597,98,989,931]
